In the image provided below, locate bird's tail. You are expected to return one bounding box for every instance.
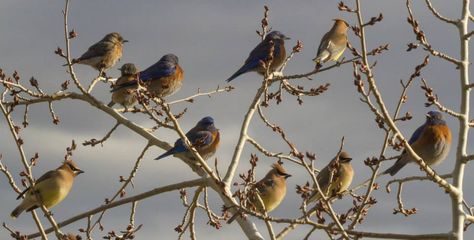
[226,66,248,82]
[62,59,78,67]
[383,159,408,176]
[110,80,138,93]
[227,210,241,224]
[155,145,186,161]
[10,203,27,219]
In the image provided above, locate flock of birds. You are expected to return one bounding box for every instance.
[10,19,452,229]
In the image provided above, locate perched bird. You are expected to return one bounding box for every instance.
[384,111,452,176]
[155,116,219,161]
[313,19,349,64]
[226,31,290,82]
[308,151,354,202]
[227,163,291,223]
[112,54,184,98]
[108,63,139,109]
[11,160,84,218]
[67,32,128,72]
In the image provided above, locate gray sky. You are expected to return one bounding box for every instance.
[1,0,473,239]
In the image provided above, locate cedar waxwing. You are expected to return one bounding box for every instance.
[10,160,84,218]
[227,163,291,223]
[108,63,139,109]
[384,111,452,176]
[308,151,354,202]
[66,32,127,72]
[313,19,349,64]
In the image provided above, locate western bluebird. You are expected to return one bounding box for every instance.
[155,116,219,161]
[313,19,349,64]
[11,160,83,218]
[113,54,184,98]
[384,111,452,176]
[226,31,290,82]
[308,151,354,202]
[108,63,139,109]
[227,163,291,223]
[67,32,128,72]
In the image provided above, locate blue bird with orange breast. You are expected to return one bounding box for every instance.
[384,111,452,176]
[155,117,220,161]
[226,31,290,82]
[112,54,184,98]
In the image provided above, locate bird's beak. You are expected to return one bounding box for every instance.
[426,113,431,118]
[76,169,84,174]
[123,40,129,43]
[284,174,292,179]
[284,36,291,40]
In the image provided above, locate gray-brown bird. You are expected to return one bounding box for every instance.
[108,63,139,109]
[67,32,128,72]
[10,160,84,218]
[227,163,291,223]
[313,19,349,64]
[308,151,354,202]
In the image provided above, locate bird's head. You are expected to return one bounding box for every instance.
[333,19,350,29]
[63,160,84,176]
[337,151,352,163]
[197,116,216,130]
[119,63,138,75]
[426,111,446,125]
[104,32,128,44]
[271,163,292,180]
[266,31,290,41]
[160,54,179,65]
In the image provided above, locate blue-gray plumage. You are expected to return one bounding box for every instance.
[155,117,220,161]
[112,54,184,98]
[226,31,290,82]
[384,111,452,176]
[67,32,128,72]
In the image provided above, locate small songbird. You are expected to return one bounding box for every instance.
[226,31,290,82]
[308,151,354,203]
[112,54,184,98]
[384,111,452,176]
[11,160,84,218]
[67,32,128,72]
[108,63,139,109]
[313,19,349,64]
[227,163,291,224]
[155,116,220,161]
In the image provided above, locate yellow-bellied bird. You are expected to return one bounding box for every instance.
[11,160,84,218]
[308,151,354,202]
[313,19,349,64]
[227,163,291,223]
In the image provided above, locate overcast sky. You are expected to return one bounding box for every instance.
[1,0,473,239]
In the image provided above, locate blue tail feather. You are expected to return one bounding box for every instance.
[154,145,186,160]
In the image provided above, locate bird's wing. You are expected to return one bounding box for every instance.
[139,62,176,82]
[315,164,332,192]
[256,178,275,195]
[408,123,426,145]
[17,170,58,199]
[187,131,214,147]
[244,40,272,69]
[78,41,114,61]
[316,32,332,57]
